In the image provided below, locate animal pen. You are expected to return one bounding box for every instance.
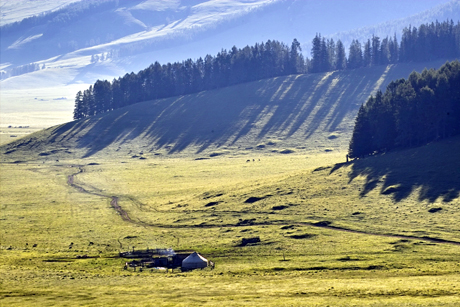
[120,248,214,272]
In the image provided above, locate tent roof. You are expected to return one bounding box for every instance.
[182,252,208,264]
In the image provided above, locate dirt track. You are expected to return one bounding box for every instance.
[67,167,132,222]
[65,165,460,246]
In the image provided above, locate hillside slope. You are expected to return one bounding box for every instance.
[0,59,453,161]
[1,0,458,129]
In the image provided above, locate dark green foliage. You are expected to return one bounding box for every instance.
[73,39,305,119]
[335,40,346,70]
[399,20,459,62]
[348,105,373,158]
[310,34,323,73]
[74,20,460,120]
[349,60,460,158]
[363,39,372,67]
[347,39,363,69]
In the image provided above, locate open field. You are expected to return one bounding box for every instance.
[0,127,42,146]
[1,59,459,306]
[0,84,88,129]
[1,136,460,306]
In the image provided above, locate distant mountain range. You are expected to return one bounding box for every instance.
[1,0,458,85]
[0,0,459,128]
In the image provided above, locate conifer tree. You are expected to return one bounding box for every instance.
[349,60,460,157]
[327,38,336,71]
[310,34,323,73]
[290,38,302,74]
[363,39,372,67]
[73,91,84,120]
[349,104,373,158]
[347,39,363,69]
[371,35,381,65]
[335,39,346,70]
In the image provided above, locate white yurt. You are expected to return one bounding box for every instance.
[182,252,208,270]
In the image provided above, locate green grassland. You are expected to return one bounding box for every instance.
[1,136,460,306]
[0,127,42,146]
[1,59,459,305]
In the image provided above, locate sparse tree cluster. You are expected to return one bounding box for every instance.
[309,33,399,73]
[349,60,460,158]
[311,20,460,72]
[74,20,460,120]
[310,34,347,73]
[73,39,305,119]
[0,62,42,79]
[399,20,459,62]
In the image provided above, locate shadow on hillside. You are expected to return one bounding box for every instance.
[334,138,460,203]
[43,64,421,158]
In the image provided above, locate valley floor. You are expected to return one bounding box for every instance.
[1,144,460,306]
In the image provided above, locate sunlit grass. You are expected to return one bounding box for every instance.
[1,147,460,306]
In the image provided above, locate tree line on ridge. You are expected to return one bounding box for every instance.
[348,60,460,158]
[74,20,460,120]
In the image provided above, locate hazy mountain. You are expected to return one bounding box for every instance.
[2,0,457,82]
[0,0,458,128]
[0,0,82,26]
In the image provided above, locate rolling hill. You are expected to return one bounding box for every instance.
[0,58,453,161]
[1,0,458,130]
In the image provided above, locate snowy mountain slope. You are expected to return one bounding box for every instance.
[2,0,455,79]
[0,0,82,26]
[0,0,458,129]
[325,0,460,52]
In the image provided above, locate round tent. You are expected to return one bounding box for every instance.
[182,252,208,270]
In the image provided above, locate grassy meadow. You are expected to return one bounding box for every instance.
[1,59,460,305]
[1,137,460,306]
[0,127,43,146]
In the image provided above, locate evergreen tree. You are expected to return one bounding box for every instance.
[349,60,460,157]
[93,80,112,114]
[335,39,346,70]
[327,38,336,71]
[389,34,398,63]
[320,37,329,71]
[310,34,323,73]
[363,39,372,67]
[348,104,373,158]
[290,38,303,74]
[83,86,95,116]
[73,91,84,120]
[371,35,381,65]
[380,37,390,65]
[348,39,363,69]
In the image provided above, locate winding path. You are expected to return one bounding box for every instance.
[67,167,132,222]
[65,165,460,246]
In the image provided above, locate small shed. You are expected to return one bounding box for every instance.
[182,252,208,270]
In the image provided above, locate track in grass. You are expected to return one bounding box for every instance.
[67,166,133,223]
[65,164,460,247]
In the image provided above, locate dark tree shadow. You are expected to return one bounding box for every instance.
[6,60,455,167]
[336,137,460,203]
